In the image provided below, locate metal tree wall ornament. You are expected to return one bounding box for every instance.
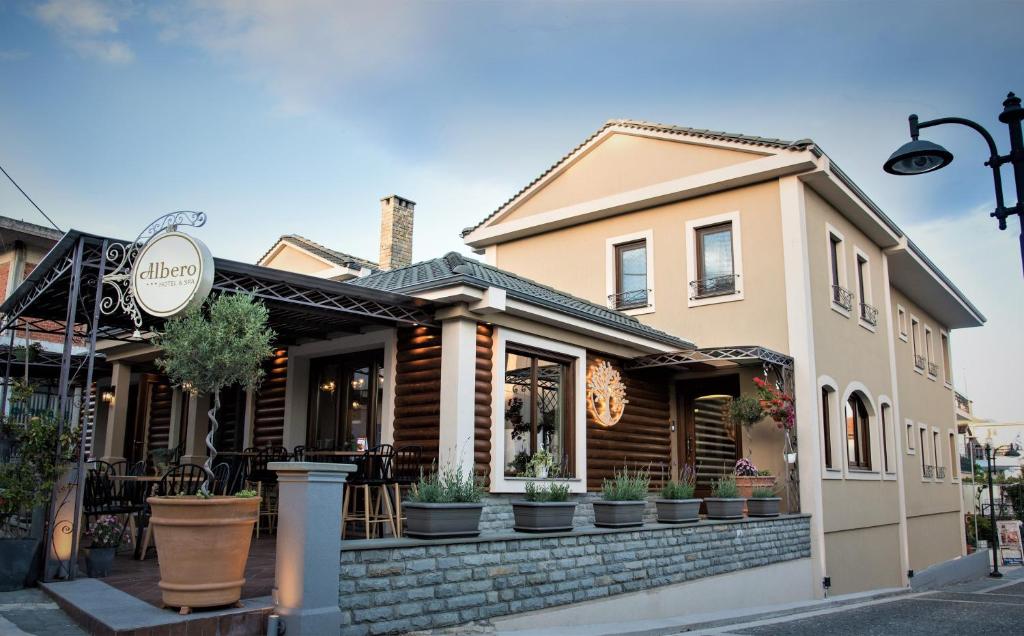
[587,360,628,427]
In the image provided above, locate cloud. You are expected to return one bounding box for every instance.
[34,0,134,64]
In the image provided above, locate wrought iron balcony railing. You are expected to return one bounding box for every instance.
[689,275,738,299]
[859,302,878,326]
[831,285,853,311]
[608,288,651,310]
[928,362,939,377]
[936,466,947,479]
[914,354,927,370]
[923,464,934,478]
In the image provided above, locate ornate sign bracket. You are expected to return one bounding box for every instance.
[100,211,207,332]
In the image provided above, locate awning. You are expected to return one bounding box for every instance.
[625,345,793,373]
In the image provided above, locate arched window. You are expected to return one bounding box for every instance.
[846,394,871,470]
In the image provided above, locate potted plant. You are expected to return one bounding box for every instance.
[11,343,42,363]
[0,410,79,591]
[83,515,129,578]
[656,464,701,523]
[734,459,776,506]
[528,448,555,478]
[747,484,781,517]
[404,464,485,538]
[705,475,745,520]
[148,293,274,613]
[512,481,576,532]
[593,467,649,528]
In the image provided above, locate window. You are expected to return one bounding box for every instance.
[933,430,941,479]
[828,233,852,311]
[846,394,871,470]
[925,327,936,378]
[307,351,386,452]
[897,306,908,340]
[906,418,915,454]
[822,387,833,469]
[911,317,924,371]
[612,240,649,309]
[941,332,952,385]
[881,404,892,473]
[694,223,735,297]
[919,426,929,478]
[855,253,877,327]
[504,347,574,477]
[949,432,959,480]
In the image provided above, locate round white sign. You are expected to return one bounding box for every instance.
[130,231,214,318]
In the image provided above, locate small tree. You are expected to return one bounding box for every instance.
[155,293,275,495]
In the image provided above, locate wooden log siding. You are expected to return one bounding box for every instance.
[474,324,493,484]
[393,326,442,469]
[585,355,672,491]
[252,349,288,447]
[146,379,174,451]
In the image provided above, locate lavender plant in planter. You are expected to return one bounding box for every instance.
[512,481,576,532]
[404,464,484,538]
[593,467,649,528]
[656,464,701,523]
[705,475,746,520]
[746,484,782,517]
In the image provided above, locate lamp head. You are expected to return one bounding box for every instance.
[883,138,954,175]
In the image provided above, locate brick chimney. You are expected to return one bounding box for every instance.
[379,195,415,270]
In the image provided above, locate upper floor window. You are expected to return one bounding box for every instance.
[687,212,743,306]
[827,229,852,312]
[925,326,937,378]
[897,305,908,340]
[911,317,925,371]
[881,403,893,473]
[822,387,833,470]
[612,240,649,310]
[940,332,952,385]
[846,394,871,470]
[855,252,877,327]
[949,432,959,480]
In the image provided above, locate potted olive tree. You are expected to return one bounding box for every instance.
[593,467,649,528]
[148,293,274,613]
[705,475,746,520]
[747,484,782,517]
[512,481,577,532]
[404,464,485,538]
[655,464,701,523]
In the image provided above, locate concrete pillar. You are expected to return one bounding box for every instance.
[269,461,355,636]
[100,363,131,463]
[181,392,211,465]
[439,317,478,475]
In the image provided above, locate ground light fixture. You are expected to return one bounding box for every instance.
[883,92,1024,277]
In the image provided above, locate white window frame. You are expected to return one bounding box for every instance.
[940,330,952,388]
[924,325,936,380]
[905,418,916,455]
[932,426,942,481]
[605,229,655,316]
[824,223,850,318]
[911,315,924,375]
[819,376,842,480]
[896,304,908,341]
[853,247,876,332]
[686,211,744,308]
[949,431,960,483]
[918,423,932,482]
[879,400,896,479]
[489,327,588,494]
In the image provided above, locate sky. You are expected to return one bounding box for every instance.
[0,0,1021,421]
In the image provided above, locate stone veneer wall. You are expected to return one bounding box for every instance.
[339,515,811,636]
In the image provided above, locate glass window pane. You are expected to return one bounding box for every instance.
[618,243,647,294]
[701,227,733,280]
[347,367,370,451]
[504,353,534,476]
[536,358,566,465]
[312,363,340,449]
[504,350,570,477]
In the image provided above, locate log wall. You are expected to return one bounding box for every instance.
[393,326,442,469]
[252,348,288,447]
[585,355,672,491]
[146,378,174,451]
[474,324,493,484]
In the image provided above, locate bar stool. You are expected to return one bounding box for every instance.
[391,445,423,535]
[247,447,289,537]
[341,445,397,539]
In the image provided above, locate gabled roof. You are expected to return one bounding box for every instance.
[461,119,814,238]
[0,215,64,249]
[259,234,378,271]
[349,251,694,349]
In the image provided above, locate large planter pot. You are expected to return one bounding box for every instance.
[705,497,746,520]
[404,502,484,539]
[83,546,116,578]
[593,500,646,528]
[735,475,776,514]
[147,496,260,612]
[512,501,577,533]
[0,538,39,592]
[746,497,781,518]
[655,499,702,524]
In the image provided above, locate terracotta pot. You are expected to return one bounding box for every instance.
[734,476,776,514]
[147,496,260,611]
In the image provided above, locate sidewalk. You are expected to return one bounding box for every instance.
[0,588,85,636]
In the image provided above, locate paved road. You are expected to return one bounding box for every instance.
[688,572,1024,636]
[0,588,84,636]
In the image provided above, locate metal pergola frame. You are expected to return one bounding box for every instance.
[0,227,437,581]
[625,345,794,372]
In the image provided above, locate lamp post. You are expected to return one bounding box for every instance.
[883,91,1024,277]
[983,438,1001,578]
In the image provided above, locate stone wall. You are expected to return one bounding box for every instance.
[339,515,811,635]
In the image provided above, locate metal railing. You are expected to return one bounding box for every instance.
[831,285,853,311]
[690,275,738,299]
[859,302,878,326]
[928,362,939,377]
[608,289,651,310]
[923,464,934,478]
[914,354,927,370]
[936,466,947,479]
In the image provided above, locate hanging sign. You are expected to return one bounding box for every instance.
[587,360,628,427]
[997,519,1023,566]
[131,231,213,318]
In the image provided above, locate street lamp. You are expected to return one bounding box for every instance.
[883,91,1024,277]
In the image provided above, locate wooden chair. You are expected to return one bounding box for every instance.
[342,445,398,539]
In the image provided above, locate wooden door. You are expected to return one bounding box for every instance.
[677,375,741,498]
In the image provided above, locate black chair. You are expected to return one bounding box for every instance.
[247,447,289,536]
[157,463,206,497]
[82,468,137,550]
[342,445,397,539]
[391,446,423,535]
[291,446,305,462]
[212,462,232,496]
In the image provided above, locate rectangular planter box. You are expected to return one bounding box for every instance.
[593,500,645,528]
[747,497,781,517]
[705,497,746,520]
[655,498,702,523]
[512,501,577,533]
[404,502,484,539]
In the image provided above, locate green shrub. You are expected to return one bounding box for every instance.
[660,464,697,499]
[601,466,650,501]
[409,464,483,504]
[234,489,258,498]
[524,481,571,502]
[1003,482,1024,522]
[751,485,777,498]
[711,475,740,498]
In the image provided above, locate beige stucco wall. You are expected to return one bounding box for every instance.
[503,132,763,222]
[824,524,903,595]
[907,512,963,573]
[263,244,331,275]
[494,180,790,353]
